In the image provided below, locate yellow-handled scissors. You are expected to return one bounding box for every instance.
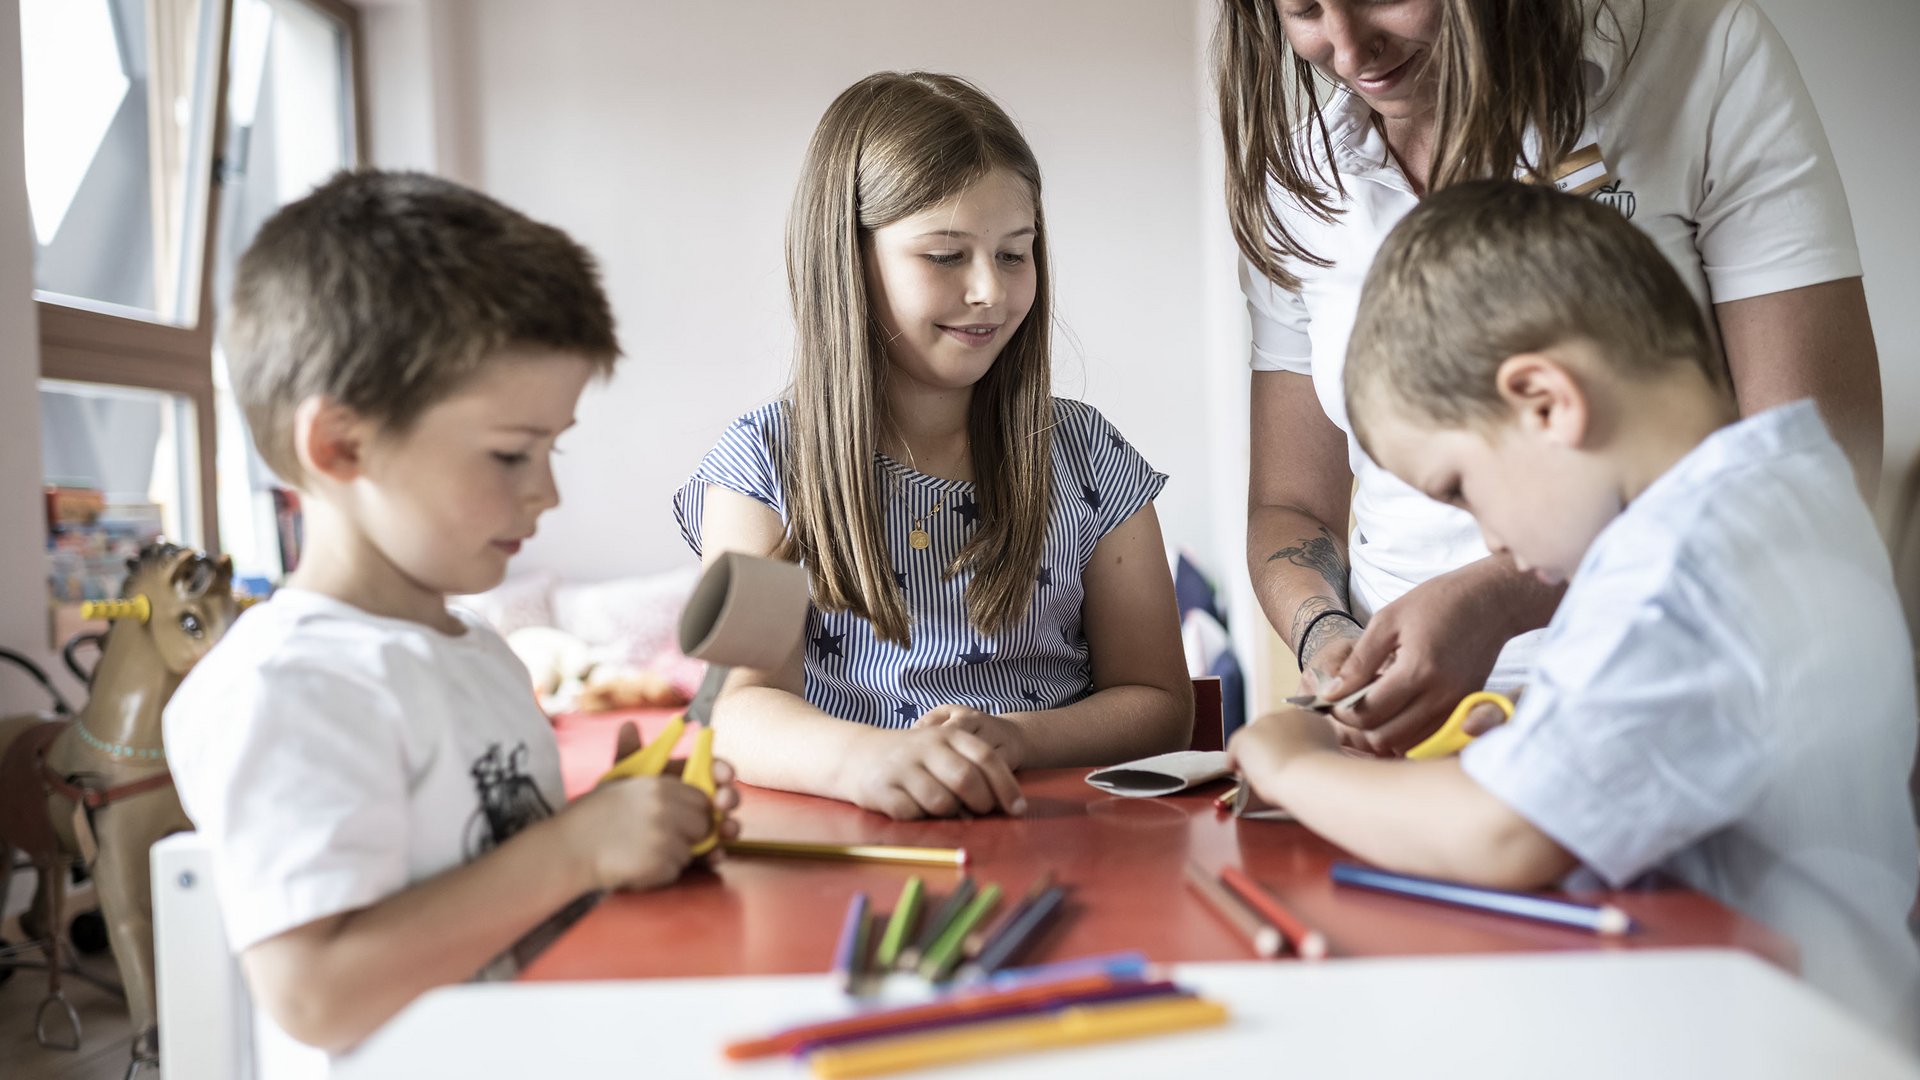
[594,552,811,857]
[600,666,725,854]
[1405,690,1514,760]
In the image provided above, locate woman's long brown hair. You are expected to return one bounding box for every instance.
[1217,0,1621,291]
[781,72,1054,647]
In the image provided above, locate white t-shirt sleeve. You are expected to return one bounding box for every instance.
[182,660,413,952]
[1460,561,1768,887]
[1694,0,1861,303]
[1239,252,1314,374]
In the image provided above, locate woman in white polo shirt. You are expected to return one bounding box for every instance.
[1223,0,1882,753]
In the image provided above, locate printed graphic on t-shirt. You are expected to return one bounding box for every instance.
[463,742,554,859]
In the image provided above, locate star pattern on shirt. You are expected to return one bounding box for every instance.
[1021,689,1046,707]
[811,630,844,660]
[1080,484,1102,511]
[954,494,980,526]
[894,701,920,724]
[1107,433,1126,450]
[1037,566,1052,588]
[959,642,995,665]
[894,570,908,590]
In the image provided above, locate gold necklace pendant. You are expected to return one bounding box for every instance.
[909,529,932,550]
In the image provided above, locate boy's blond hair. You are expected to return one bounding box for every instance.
[225,169,620,480]
[1345,180,1717,451]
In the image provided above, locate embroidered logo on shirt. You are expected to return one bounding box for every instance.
[464,742,554,859]
[1593,178,1637,219]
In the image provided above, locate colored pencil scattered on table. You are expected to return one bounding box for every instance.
[965,871,1054,959]
[872,876,924,971]
[899,878,976,972]
[1182,860,1281,958]
[791,980,1184,1056]
[919,884,1003,980]
[1219,865,1328,960]
[723,973,1124,1060]
[724,838,969,868]
[974,950,1151,990]
[1213,784,1240,812]
[964,884,1070,978]
[832,892,871,995]
[1329,861,1638,935]
[804,995,1231,1079]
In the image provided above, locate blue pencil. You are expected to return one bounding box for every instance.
[962,950,1153,990]
[833,892,871,994]
[1330,862,1637,936]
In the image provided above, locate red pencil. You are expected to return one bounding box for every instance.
[1219,865,1328,960]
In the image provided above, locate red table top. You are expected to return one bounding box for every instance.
[519,768,1795,982]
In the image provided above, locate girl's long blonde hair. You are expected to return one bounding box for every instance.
[1217,0,1619,292]
[781,72,1054,647]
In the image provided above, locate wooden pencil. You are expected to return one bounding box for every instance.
[1182,860,1281,958]
[1330,861,1637,935]
[898,878,976,972]
[832,892,870,995]
[1219,865,1328,960]
[724,838,968,867]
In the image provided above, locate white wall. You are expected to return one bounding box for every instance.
[1753,0,1920,507]
[365,0,1216,584]
[0,0,54,714]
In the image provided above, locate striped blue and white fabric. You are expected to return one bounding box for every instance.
[674,398,1167,729]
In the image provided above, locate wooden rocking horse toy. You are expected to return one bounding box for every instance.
[0,540,239,1075]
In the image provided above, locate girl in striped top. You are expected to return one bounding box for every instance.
[674,72,1193,820]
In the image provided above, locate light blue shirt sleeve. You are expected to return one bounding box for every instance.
[1461,552,1769,887]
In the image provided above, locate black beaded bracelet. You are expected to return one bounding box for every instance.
[1296,608,1360,670]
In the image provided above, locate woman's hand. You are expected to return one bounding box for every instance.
[1320,558,1554,755]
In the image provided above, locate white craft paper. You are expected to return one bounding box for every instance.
[1084,750,1232,798]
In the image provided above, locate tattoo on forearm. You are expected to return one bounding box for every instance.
[1271,527,1353,665]
[1268,526,1348,603]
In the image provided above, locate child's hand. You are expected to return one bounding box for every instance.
[846,724,1025,821]
[1227,709,1339,808]
[605,719,743,857]
[912,705,1027,770]
[559,774,713,892]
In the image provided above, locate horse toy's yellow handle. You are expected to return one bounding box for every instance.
[1405,691,1515,760]
[80,595,151,624]
[599,714,721,855]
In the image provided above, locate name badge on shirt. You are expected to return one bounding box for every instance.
[1550,143,1614,196]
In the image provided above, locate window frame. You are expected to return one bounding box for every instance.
[32,0,367,553]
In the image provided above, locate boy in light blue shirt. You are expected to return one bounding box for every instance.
[1229,179,1919,1043]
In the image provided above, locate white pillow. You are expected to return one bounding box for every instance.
[550,564,702,662]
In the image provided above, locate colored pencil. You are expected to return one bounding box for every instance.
[832,892,871,994]
[964,884,1070,978]
[919,884,1003,981]
[805,995,1231,1078]
[964,871,1054,959]
[899,878,976,971]
[1182,860,1281,958]
[723,973,1124,1059]
[1218,865,1328,960]
[793,981,1184,1056]
[1213,784,1240,812]
[872,876,924,971]
[724,838,968,868]
[968,950,1152,990]
[1329,861,1638,935]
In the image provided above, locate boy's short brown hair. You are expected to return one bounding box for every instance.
[226,169,620,480]
[1345,180,1717,451]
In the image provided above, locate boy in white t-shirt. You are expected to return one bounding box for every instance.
[1228,180,1920,1042]
[163,170,738,1072]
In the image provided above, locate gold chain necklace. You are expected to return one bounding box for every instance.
[896,438,949,551]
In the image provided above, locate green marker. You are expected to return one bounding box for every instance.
[917,883,1002,982]
[874,876,925,970]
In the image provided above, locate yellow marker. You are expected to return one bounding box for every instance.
[723,839,969,868]
[1405,691,1515,760]
[80,595,151,624]
[807,995,1230,1078]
